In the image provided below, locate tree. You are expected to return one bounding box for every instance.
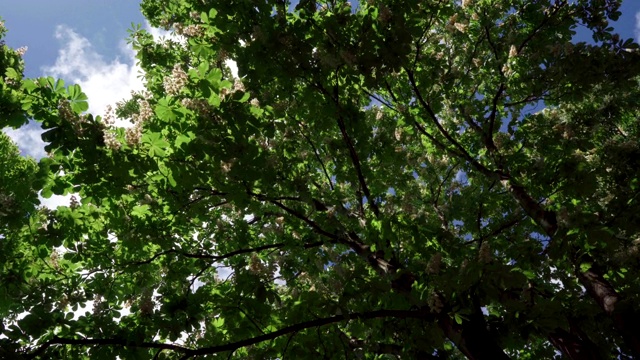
[2,1,640,358]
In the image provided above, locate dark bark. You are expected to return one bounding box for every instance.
[548,327,603,360]
[439,311,511,360]
[501,176,640,356]
[576,266,640,356]
[27,310,427,359]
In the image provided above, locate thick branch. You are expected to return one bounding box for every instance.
[26,337,189,360]
[548,327,603,360]
[312,79,380,218]
[335,113,380,217]
[121,241,326,269]
[576,265,640,356]
[25,310,428,359]
[405,68,498,180]
[258,194,396,276]
[297,123,335,190]
[182,309,428,358]
[438,309,511,360]
[486,83,505,138]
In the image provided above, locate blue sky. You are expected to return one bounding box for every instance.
[1,0,640,205]
[2,1,145,78]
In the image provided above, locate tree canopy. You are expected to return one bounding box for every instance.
[2,1,640,359]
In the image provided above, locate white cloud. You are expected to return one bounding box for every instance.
[2,122,47,159]
[5,23,239,211]
[42,25,145,118]
[40,193,74,209]
[4,24,146,159]
[6,25,147,209]
[146,23,181,44]
[225,58,239,79]
[636,12,640,43]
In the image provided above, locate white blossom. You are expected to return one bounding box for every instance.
[15,46,28,56]
[103,131,121,150]
[427,292,444,313]
[163,63,188,96]
[233,78,245,92]
[509,45,518,58]
[454,22,468,33]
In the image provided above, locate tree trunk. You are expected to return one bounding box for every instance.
[502,177,640,356]
[548,327,603,360]
[576,266,640,356]
[439,312,511,360]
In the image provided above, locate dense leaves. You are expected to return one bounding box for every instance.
[2,1,640,359]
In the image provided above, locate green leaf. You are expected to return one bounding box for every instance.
[5,68,19,80]
[175,132,194,148]
[143,132,170,157]
[131,204,151,218]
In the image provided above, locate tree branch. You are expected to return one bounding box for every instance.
[25,310,427,359]
[297,123,335,191]
[335,112,380,217]
[26,337,189,360]
[120,241,327,270]
[404,68,498,179]
[310,80,380,217]
[181,309,429,358]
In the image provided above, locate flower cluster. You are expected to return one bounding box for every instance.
[69,195,80,209]
[374,106,383,121]
[3,76,18,87]
[233,78,245,92]
[502,63,514,77]
[182,97,212,117]
[134,98,153,123]
[509,44,518,58]
[58,99,77,123]
[427,252,442,274]
[15,46,28,56]
[138,291,155,316]
[125,123,143,147]
[92,294,107,316]
[248,253,269,275]
[103,131,120,150]
[479,241,492,263]
[427,292,444,313]
[102,105,122,150]
[124,98,153,146]
[163,63,189,96]
[220,160,234,173]
[190,11,201,21]
[50,250,60,270]
[394,127,403,141]
[446,14,468,33]
[58,99,90,135]
[175,23,205,37]
[220,78,246,101]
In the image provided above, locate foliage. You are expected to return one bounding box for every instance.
[2,1,640,359]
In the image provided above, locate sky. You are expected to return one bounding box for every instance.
[1,0,640,207]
